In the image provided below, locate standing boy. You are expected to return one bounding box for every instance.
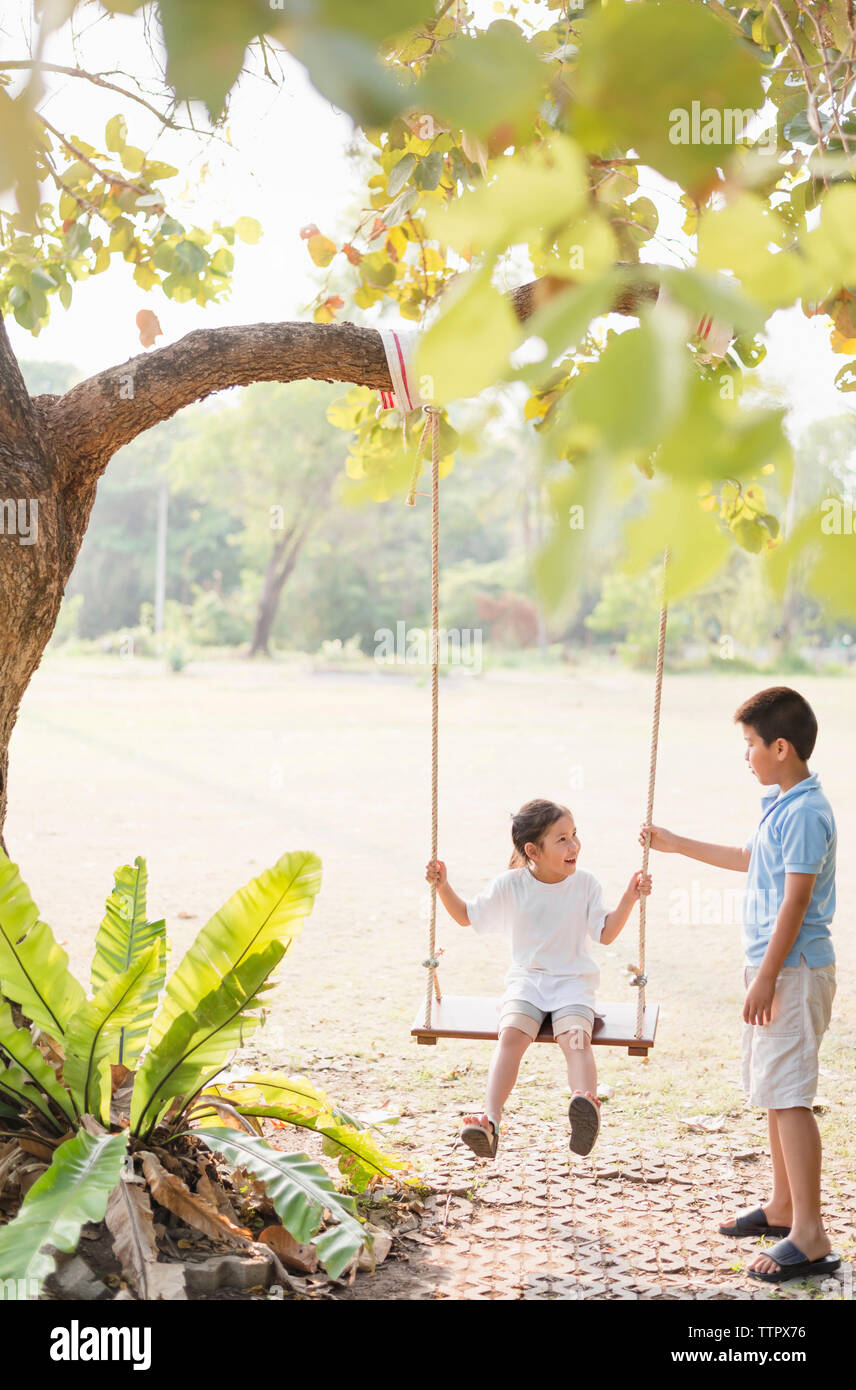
[643,687,840,1283]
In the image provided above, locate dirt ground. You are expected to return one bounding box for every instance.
[7,654,855,1301]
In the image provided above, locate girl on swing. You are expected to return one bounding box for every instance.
[426,799,651,1158]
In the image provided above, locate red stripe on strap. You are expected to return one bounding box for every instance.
[392,331,415,411]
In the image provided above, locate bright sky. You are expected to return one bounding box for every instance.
[2,0,854,447]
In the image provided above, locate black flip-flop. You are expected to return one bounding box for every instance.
[568,1093,600,1156]
[748,1238,841,1284]
[460,1117,498,1159]
[719,1206,791,1239]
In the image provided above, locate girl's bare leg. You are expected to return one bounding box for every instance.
[556,1031,598,1105]
[462,1026,531,1134]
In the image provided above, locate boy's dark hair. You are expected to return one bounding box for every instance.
[509,799,572,868]
[733,686,818,761]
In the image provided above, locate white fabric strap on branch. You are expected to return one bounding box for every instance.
[377,328,428,413]
[653,282,733,365]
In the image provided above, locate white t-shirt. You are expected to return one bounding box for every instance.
[465,866,609,1012]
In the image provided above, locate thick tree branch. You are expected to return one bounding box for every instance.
[0,316,51,482]
[47,274,659,496]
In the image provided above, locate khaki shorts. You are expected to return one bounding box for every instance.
[742,959,836,1110]
[499,999,594,1044]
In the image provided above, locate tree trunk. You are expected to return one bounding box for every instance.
[0,273,656,844]
[249,532,296,657]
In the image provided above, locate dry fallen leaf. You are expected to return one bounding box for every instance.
[679,1115,726,1134]
[105,1176,187,1300]
[258,1224,318,1275]
[136,309,162,348]
[141,1151,253,1248]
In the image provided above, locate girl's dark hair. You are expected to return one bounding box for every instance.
[509,799,573,868]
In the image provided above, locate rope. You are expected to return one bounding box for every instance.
[408,406,443,1026]
[634,547,670,1039]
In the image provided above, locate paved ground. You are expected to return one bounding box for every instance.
[329,1122,855,1301]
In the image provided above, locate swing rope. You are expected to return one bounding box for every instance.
[407,406,443,1026]
[407,401,669,1043]
[634,547,670,1039]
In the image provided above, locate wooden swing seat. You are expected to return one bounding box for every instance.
[411,995,658,1056]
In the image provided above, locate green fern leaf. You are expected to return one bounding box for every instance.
[0,1002,76,1130]
[63,945,160,1122]
[193,1126,365,1279]
[0,848,84,1040]
[90,856,167,1068]
[0,1128,128,1293]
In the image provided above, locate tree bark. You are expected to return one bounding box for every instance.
[249,527,305,657]
[0,272,657,843]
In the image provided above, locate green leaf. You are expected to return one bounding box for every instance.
[834,360,856,392]
[120,145,145,174]
[0,1064,62,1128]
[517,270,635,373]
[0,1003,76,1129]
[105,114,127,152]
[158,0,267,116]
[412,150,444,192]
[317,0,436,42]
[623,481,731,598]
[90,857,167,1068]
[233,216,262,245]
[63,222,91,258]
[208,1071,409,1192]
[574,0,764,188]
[0,1129,128,1294]
[428,133,588,257]
[174,238,208,275]
[142,850,320,1060]
[767,505,856,618]
[193,1126,365,1279]
[130,942,284,1137]
[415,21,546,140]
[800,186,856,299]
[0,847,85,1041]
[415,268,522,403]
[387,154,415,198]
[697,194,803,309]
[64,945,160,1123]
[558,311,690,458]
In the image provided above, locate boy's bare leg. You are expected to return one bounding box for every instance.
[748,1106,831,1273]
[721,1110,793,1230]
[556,1031,598,1107]
[764,1109,794,1226]
[463,1027,530,1135]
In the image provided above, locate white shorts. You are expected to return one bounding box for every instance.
[742,959,836,1110]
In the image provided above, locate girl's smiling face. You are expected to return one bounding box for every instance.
[525,814,580,880]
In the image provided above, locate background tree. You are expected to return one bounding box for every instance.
[4,1,856,842]
[168,381,347,656]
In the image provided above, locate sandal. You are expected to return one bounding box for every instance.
[719,1206,791,1239]
[460,1116,499,1159]
[568,1092,600,1156]
[748,1238,841,1284]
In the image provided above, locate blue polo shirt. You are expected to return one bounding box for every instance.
[744,772,836,968]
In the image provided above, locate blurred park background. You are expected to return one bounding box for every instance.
[26,357,856,679]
